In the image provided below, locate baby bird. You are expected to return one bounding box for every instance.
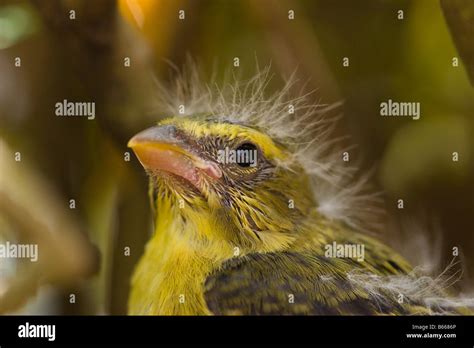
[127,68,469,315]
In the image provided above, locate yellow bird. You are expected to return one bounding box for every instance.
[127,69,469,315]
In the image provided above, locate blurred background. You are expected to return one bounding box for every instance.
[0,0,473,314]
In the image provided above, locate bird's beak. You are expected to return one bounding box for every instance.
[128,125,222,189]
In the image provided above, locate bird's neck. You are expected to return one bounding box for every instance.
[128,200,232,315]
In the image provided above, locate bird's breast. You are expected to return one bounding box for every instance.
[128,206,230,315]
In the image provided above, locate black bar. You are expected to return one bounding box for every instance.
[0,315,473,346]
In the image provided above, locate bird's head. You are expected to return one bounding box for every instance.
[128,115,316,252]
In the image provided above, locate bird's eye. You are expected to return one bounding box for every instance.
[235,142,258,168]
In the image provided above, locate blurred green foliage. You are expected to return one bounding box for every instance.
[0,3,39,49]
